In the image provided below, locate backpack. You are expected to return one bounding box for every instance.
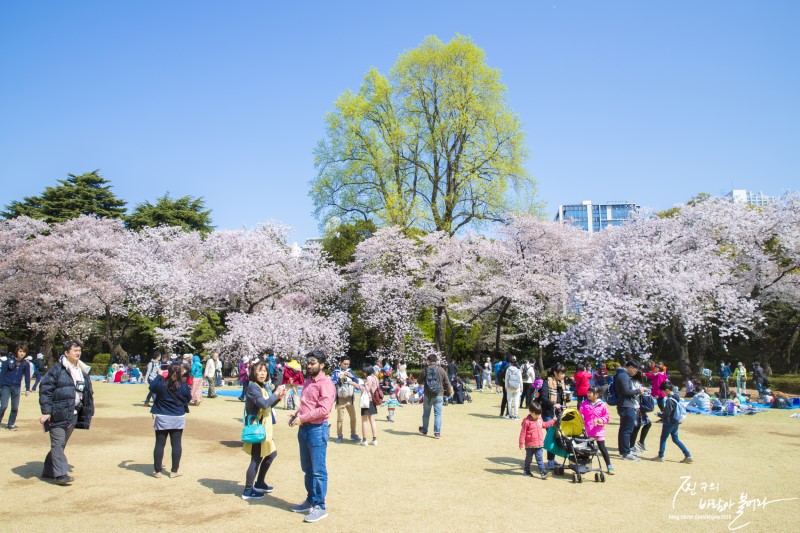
[671,397,687,424]
[506,367,521,389]
[424,366,442,395]
[371,385,384,406]
[640,393,655,413]
[606,375,618,406]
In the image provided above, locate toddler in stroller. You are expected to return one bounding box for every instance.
[547,408,607,483]
[444,376,472,405]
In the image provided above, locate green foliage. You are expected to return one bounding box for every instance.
[126,193,214,234]
[311,34,538,235]
[190,312,222,348]
[321,219,377,266]
[91,353,111,376]
[656,192,711,219]
[2,170,127,223]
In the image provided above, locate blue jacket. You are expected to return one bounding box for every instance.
[149,376,191,416]
[0,357,31,390]
[614,368,640,409]
[191,355,203,378]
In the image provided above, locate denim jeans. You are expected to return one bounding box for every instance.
[525,447,545,474]
[617,407,636,456]
[0,386,21,426]
[421,394,443,435]
[658,422,691,458]
[298,422,329,509]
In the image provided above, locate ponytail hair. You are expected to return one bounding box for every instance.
[166,363,184,391]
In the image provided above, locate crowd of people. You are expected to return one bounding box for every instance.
[3,340,794,524]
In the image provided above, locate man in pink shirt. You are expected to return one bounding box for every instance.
[288,350,335,523]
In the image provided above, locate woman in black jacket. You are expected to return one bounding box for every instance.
[539,364,567,470]
[39,340,94,485]
[149,363,191,478]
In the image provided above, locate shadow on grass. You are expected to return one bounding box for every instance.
[11,461,44,479]
[468,413,502,419]
[486,456,520,467]
[118,459,155,477]
[197,478,294,510]
[219,440,242,448]
[385,429,423,437]
[484,467,520,476]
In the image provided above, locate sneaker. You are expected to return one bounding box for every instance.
[434,434,441,439]
[350,434,361,443]
[152,471,162,478]
[607,466,615,475]
[418,427,427,436]
[335,436,342,444]
[370,439,378,446]
[54,475,74,486]
[541,471,553,480]
[523,470,534,477]
[143,403,151,407]
[291,500,313,514]
[636,441,648,452]
[681,456,694,464]
[7,425,18,431]
[241,488,264,501]
[360,439,368,446]
[253,481,273,493]
[622,454,641,461]
[304,506,328,523]
[169,471,182,478]
[546,460,555,470]
[652,456,664,462]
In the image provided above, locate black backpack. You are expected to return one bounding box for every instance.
[424,366,442,395]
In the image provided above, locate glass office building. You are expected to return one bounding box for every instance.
[724,189,774,207]
[554,200,639,234]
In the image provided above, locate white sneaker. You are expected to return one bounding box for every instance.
[360,439,368,446]
[370,439,378,446]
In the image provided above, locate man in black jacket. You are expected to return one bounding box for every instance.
[615,361,646,461]
[39,340,95,485]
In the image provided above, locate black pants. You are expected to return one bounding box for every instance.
[521,383,532,409]
[500,387,508,416]
[617,407,636,456]
[245,446,277,488]
[597,440,611,468]
[630,421,652,447]
[576,395,587,408]
[474,374,482,390]
[657,397,665,411]
[154,429,183,473]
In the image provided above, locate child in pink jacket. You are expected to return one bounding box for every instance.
[519,402,556,479]
[579,386,614,474]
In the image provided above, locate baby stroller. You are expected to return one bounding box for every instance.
[446,376,467,405]
[547,408,606,483]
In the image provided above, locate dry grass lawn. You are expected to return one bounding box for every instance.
[2,381,799,532]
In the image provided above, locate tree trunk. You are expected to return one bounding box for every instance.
[434,305,446,355]
[494,298,511,357]
[667,320,691,381]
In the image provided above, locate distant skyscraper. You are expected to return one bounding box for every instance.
[725,189,774,207]
[554,200,639,234]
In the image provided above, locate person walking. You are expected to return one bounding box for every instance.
[753,363,767,395]
[331,357,361,444]
[472,360,483,391]
[241,362,286,500]
[498,356,511,417]
[417,353,452,439]
[645,363,668,410]
[504,361,523,420]
[733,362,747,396]
[31,353,45,392]
[614,361,646,461]
[149,363,191,478]
[573,364,591,407]
[520,360,535,408]
[481,361,493,393]
[359,365,380,446]
[1,344,32,430]
[653,382,693,463]
[204,352,220,399]
[39,340,95,485]
[288,350,336,524]
[190,355,204,406]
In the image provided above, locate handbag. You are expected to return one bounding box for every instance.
[242,408,267,443]
[359,389,370,409]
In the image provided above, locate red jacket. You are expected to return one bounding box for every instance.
[519,415,556,448]
[283,365,305,386]
[573,371,591,396]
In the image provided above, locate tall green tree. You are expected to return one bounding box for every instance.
[311,35,537,236]
[126,193,214,234]
[321,219,377,266]
[2,170,127,222]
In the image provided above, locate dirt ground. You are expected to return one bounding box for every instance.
[2,381,799,532]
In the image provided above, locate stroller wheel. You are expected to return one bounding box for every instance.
[594,473,600,482]
[577,474,583,483]
[571,473,578,483]
[600,472,606,483]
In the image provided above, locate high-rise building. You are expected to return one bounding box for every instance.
[725,189,774,207]
[554,200,639,234]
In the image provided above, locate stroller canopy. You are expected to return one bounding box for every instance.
[559,408,586,437]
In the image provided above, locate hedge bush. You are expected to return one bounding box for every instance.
[91,353,111,376]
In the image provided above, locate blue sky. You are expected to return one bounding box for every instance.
[1,0,798,243]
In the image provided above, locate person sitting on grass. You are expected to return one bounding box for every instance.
[654,382,693,464]
[687,386,711,413]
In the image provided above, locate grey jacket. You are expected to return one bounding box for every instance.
[614,368,640,409]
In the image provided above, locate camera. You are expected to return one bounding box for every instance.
[75,381,86,393]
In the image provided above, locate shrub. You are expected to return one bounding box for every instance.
[91,353,111,376]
